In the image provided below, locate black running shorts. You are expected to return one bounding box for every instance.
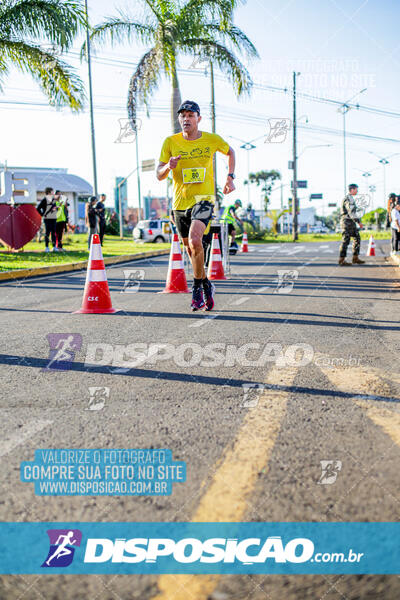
[173,200,214,239]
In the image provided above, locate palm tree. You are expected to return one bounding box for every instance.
[266,208,288,235]
[245,169,282,212]
[86,0,258,132]
[0,0,86,110]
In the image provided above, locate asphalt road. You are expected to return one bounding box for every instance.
[1,239,400,599]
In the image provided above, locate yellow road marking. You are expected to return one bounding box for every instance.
[152,366,298,600]
[318,364,400,446]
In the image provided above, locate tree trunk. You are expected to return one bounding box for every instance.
[171,66,182,134]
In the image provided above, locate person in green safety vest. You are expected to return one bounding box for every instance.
[220,199,243,247]
[55,191,69,251]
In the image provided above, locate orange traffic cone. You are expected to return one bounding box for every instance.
[240,231,249,253]
[366,235,375,256]
[208,233,227,280]
[74,234,119,314]
[159,233,190,293]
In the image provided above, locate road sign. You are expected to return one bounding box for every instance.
[328,203,337,208]
[288,160,294,169]
[142,159,155,172]
[310,193,323,200]
[292,180,307,188]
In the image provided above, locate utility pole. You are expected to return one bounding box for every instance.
[210,61,218,210]
[292,71,299,242]
[84,0,98,197]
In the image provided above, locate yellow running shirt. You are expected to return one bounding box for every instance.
[159,131,230,211]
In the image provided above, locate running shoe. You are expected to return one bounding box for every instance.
[191,285,205,311]
[203,280,215,311]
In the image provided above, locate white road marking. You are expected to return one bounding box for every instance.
[0,420,53,458]
[232,297,250,305]
[189,314,220,328]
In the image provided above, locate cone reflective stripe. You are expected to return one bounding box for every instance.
[74,234,119,313]
[159,233,190,293]
[241,231,249,253]
[208,233,227,280]
[366,235,375,256]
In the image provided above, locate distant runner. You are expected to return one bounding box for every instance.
[157,100,236,311]
[220,199,243,249]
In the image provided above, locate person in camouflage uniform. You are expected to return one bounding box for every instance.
[338,183,365,265]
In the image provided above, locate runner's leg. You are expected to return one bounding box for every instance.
[188,219,206,279]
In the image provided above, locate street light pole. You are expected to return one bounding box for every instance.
[84,0,98,197]
[292,71,299,241]
[379,158,389,204]
[337,88,367,195]
[135,130,142,222]
[240,142,256,206]
[361,171,371,193]
[210,61,218,209]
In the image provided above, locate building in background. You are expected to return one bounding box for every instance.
[144,196,168,220]
[0,165,92,228]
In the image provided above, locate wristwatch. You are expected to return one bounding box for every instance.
[228,173,236,179]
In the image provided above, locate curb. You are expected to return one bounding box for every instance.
[0,248,170,283]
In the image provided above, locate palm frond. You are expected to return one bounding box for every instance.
[0,57,9,92]
[1,40,85,110]
[204,22,258,58]
[127,46,163,129]
[81,16,155,58]
[0,0,85,50]
[182,38,252,95]
[179,0,236,25]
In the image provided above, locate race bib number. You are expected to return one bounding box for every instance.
[182,167,206,184]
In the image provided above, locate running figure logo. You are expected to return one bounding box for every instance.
[241,383,265,408]
[43,333,82,371]
[274,270,299,294]
[121,269,145,293]
[318,460,342,485]
[41,529,82,568]
[115,118,142,143]
[86,386,110,410]
[265,118,291,143]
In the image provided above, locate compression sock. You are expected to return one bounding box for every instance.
[193,277,203,288]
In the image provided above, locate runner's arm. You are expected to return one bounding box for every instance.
[157,155,182,181]
[223,146,236,194]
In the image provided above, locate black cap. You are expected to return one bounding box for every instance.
[348,183,358,190]
[177,100,200,115]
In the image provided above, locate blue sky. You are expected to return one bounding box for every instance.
[1,0,400,214]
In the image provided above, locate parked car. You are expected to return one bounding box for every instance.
[133,219,170,243]
[311,225,330,233]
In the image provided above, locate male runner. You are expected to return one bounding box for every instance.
[157,100,235,311]
[221,199,243,248]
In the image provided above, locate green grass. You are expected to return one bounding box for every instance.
[0,234,169,272]
[242,231,391,244]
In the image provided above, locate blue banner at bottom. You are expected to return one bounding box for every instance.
[0,522,398,574]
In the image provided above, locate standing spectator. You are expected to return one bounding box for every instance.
[55,191,68,251]
[386,193,397,229]
[86,196,98,249]
[391,198,400,253]
[338,183,365,265]
[37,187,57,252]
[96,193,107,245]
